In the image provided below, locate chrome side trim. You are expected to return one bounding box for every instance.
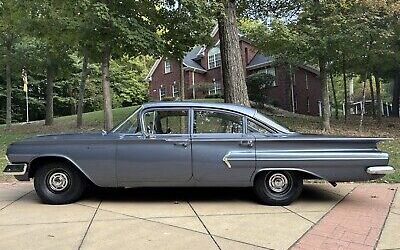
[366,166,395,175]
[223,152,232,169]
[3,163,28,175]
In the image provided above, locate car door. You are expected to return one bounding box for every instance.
[192,108,256,183]
[116,108,192,185]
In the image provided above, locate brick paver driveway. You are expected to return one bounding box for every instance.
[0,182,398,250]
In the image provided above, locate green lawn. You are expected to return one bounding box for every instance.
[1,103,399,182]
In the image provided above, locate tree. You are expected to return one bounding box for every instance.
[23,0,77,125]
[78,0,163,130]
[158,0,213,102]
[0,0,23,127]
[213,0,305,107]
[217,0,250,106]
[76,48,88,128]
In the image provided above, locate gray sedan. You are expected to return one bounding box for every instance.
[4,102,394,205]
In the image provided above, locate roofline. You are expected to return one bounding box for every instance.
[183,65,207,73]
[300,65,320,76]
[246,61,274,70]
[145,58,162,82]
[246,59,320,76]
[210,24,219,37]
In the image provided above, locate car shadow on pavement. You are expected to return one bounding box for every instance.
[80,183,341,204]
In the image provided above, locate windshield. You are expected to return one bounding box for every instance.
[112,107,141,134]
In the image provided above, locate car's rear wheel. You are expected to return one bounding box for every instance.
[34,162,86,204]
[253,171,303,206]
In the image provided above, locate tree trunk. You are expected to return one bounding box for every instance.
[329,73,339,119]
[342,57,350,121]
[5,40,12,128]
[360,74,367,131]
[319,58,330,130]
[374,73,382,122]
[179,59,185,101]
[101,45,113,131]
[218,0,250,106]
[77,47,89,128]
[369,74,376,117]
[45,60,54,126]
[288,65,295,113]
[392,70,400,117]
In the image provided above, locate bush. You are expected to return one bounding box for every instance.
[246,72,275,105]
[205,93,223,99]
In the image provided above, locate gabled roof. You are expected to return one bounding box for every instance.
[246,53,275,70]
[183,46,206,73]
[246,52,320,75]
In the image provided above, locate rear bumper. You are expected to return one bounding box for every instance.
[366,166,395,175]
[3,163,28,176]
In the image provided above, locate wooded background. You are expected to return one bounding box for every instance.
[1,0,399,131]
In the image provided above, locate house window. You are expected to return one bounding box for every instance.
[208,81,222,95]
[265,67,277,86]
[164,60,171,74]
[159,86,166,100]
[172,84,179,98]
[208,47,221,69]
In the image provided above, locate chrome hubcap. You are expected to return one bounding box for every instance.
[48,172,69,192]
[268,173,289,193]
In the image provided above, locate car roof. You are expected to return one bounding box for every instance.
[141,101,258,117]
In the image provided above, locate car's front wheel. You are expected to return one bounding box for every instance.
[253,171,303,206]
[34,162,87,204]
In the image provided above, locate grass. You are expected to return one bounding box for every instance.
[1,103,399,182]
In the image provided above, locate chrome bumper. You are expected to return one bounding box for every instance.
[366,166,395,175]
[3,163,28,175]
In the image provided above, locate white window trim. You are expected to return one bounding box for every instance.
[264,67,277,87]
[164,60,171,74]
[208,48,221,69]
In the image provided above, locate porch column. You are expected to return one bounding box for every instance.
[192,71,196,99]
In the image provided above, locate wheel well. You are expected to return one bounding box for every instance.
[28,156,93,184]
[253,169,323,183]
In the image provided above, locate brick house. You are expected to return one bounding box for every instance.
[146,27,322,116]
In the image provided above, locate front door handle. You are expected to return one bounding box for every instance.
[173,142,188,147]
[165,138,189,148]
[239,140,254,148]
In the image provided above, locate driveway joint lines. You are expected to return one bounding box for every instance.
[187,201,221,250]
[282,206,316,225]
[78,200,102,250]
[0,190,33,211]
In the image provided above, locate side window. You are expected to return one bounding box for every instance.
[194,110,243,134]
[143,109,188,135]
[247,119,273,134]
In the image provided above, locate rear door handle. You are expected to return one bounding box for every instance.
[239,140,254,148]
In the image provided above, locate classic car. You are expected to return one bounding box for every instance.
[4,102,395,205]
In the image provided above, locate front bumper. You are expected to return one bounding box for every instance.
[367,166,395,175]
[3,163,28,175]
